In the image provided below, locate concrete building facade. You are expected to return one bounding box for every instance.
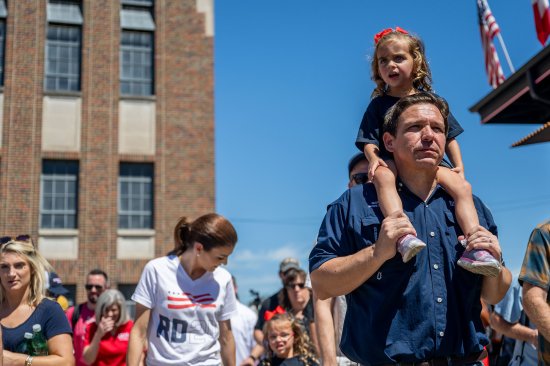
[0,0,215,303]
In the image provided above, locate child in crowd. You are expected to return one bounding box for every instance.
[355,27,500,275]
[259,312,318,366]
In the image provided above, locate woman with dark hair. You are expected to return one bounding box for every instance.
[0,235,74,366]
[127,213,238,366]
[278,269,318,354]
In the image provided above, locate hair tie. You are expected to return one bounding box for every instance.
[178,224,191,243]
[264,305,285,321]
[374,26,409,44]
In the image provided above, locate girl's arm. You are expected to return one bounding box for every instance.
[364,143,388,181]
[445,138,465,178]
[3,334,75,366]
[219,319,236,366]
[127,304,150,366]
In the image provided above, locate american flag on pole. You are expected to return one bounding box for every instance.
[477,0,505,88]
[532,0,550,45]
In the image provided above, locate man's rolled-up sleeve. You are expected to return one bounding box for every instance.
[309,198,350,274]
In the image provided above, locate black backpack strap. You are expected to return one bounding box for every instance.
[71,303,83,330]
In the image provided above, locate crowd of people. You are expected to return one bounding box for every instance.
[1,27,549,366]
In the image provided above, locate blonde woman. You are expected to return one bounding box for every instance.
[83,289,133,366]
[0,235,74,366]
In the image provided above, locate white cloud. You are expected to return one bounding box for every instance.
[231,242,308,267]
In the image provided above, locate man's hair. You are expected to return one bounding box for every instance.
[383,92,449,136]
[348,153,367,177]
[88,268,109,285]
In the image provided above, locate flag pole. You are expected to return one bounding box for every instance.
[496,32,515,73]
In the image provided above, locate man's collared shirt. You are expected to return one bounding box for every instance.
[309,183,495,365]
[519,219,550,366]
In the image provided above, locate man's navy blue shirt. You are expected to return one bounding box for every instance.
[309,182,495,365]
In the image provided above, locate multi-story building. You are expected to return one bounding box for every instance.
[0,0,215,304]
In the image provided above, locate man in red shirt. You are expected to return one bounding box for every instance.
[66,269,110,366]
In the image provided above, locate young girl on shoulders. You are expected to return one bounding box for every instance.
[355,27,500,275]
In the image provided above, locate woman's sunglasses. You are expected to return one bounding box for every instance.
[285,282,306,290]
[0,235,32,247]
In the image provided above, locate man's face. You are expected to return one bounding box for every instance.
[348,159,370,188]
[85,274,107,304]
[383,103,446,170]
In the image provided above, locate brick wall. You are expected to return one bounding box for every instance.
[0,0,214,303]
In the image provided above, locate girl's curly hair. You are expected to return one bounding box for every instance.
[370,30,432,98]
[261,313,318,366]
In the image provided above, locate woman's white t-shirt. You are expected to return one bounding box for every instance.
[132,254,237,365]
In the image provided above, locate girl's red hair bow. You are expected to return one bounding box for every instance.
[374,26,409,44]
[264,305,285,321]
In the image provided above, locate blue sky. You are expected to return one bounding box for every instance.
[215,1,550,304]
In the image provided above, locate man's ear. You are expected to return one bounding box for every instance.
[383,132,395,153]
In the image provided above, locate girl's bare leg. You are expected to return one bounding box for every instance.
[373,163,425,262]
[437,167,501,276]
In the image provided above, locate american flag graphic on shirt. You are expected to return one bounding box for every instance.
[166,291,217,309]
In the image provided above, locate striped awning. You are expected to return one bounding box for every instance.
[512,122,550,147]
[470,45,550,147]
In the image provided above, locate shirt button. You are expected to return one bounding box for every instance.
[439,331,444,337]
[433,264,439,270]
[430,231,435,237]
[437,297,443,303]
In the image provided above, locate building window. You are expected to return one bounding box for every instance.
[0,0,7,86]
[40,160,79,229]
[45,0,82,92]
[119,163,153,229]
[120,1,155,96]
[120,31,153,96]
[122,0,153,5]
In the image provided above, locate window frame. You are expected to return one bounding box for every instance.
[119,30,154,96]
[119,1,155,96]
[44,24,82,92]
[118,163,154,230]
[40,160,79,230]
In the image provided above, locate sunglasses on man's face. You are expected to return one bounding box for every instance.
[85,284,104,291]
[351,172,369,185]
[0,235,32,247]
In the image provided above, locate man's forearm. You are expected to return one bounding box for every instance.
[311,245,385,300]
[314,296,337,366]
[490,313,538,344]
[523,283,550,341]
